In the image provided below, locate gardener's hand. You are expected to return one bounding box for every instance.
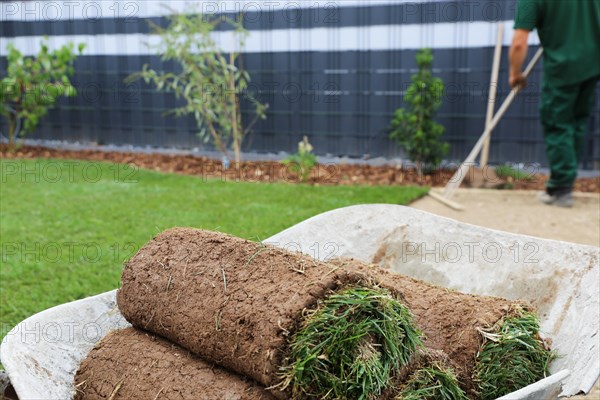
[509,29,530,89]
[509,72,527,89]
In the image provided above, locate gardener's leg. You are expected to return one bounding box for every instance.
[540,79,579,193]
[573,76,600,164]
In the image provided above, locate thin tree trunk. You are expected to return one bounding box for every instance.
[232,104,242,166]
[229,51,241,164]
[7,116,17,150]
[207,121,229,161]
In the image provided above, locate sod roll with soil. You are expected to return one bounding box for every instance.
[338,260,555,398]
[117,228,554,399]
[474,306,556,399]
[117,228,422,399]
[282,286,421,398]
[74,327,275,400]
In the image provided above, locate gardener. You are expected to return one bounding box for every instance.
[509,0,600,207]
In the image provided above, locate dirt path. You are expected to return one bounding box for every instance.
[412,189,599,247]
[411,189,600,398]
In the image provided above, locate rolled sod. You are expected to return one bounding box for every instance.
[117,228,421,399]
[334,260,550,397]
[474,306,556,399]
[283,286,421,398]
[117,229,553,398]
[74,327,275,400]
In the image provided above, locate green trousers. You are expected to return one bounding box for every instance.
[540,76,599,190]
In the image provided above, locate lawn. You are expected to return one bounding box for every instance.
[0,158,428,340]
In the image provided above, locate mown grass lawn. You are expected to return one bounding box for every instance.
[0,158,428,339]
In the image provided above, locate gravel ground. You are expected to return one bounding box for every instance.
[412,189,600,246]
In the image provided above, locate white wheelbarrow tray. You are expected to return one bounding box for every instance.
[1,205,598,399]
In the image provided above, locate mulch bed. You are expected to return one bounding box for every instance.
[2,144,598,192]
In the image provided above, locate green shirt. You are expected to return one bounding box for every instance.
[514,0,600,86]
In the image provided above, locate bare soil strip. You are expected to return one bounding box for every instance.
[2,145,598,192]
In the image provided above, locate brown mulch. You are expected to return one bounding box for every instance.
[1,144,598,192]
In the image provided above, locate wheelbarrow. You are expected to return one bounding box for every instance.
[1,205,598,399]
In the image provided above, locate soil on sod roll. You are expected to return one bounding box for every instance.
[116,228,413,398]
[74,327,274,400]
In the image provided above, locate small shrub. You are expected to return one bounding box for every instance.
[126,12,267,164]
[282,136,318,182]
[0,40,84,148]
[389,48,449,177]
[495,165,535,181]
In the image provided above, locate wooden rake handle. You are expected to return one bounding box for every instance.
[444,47,544,199]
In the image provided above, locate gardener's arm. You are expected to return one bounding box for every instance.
[509,29,530,88]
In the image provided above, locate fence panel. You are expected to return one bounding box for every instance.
[1,0,598,169]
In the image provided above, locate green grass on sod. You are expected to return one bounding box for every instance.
[282,287,422,399]
[0,158,428,341]
[474,307,556,400]
[396,362,467,400]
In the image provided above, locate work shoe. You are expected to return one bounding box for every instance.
[537,191,574,208]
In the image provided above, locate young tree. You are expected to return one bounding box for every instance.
[389,48,449,177]
[128,13,267,165]
[1,40,83,149]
